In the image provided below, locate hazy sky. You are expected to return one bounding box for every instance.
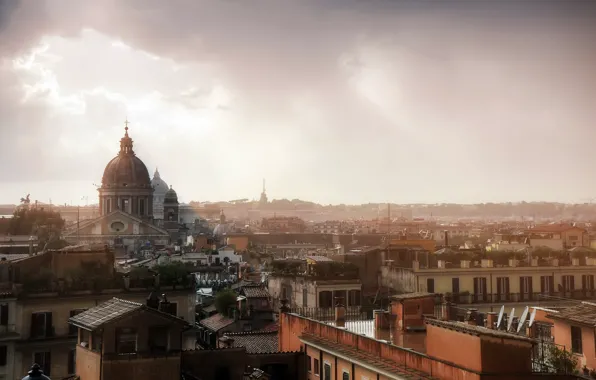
[1,1,596,205]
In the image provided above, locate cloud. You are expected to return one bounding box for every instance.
[1,1,596,204]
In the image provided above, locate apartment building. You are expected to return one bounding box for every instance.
[547,302,596,372]
[69,298,304,380]
[0,246,195,380]
[412,258,596,308]
[278,294,569,380]
[267,258,362,312]
[527,224,589,249]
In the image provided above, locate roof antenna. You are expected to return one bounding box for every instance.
[507,307,516,332]
[496,305,505,329]
[517,306,529,334]
[528,308,537,328]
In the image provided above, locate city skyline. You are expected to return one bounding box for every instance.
[2,1,596,205]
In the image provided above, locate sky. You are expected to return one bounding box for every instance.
[1,1,596,206]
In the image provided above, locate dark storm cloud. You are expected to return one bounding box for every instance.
[1,0,596,202]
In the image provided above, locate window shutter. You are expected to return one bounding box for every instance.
[30,314,37,337]
[570,276,575,291]
[0,345,7,366]
[45,313,53,337]
[582,275,587,290]
[0,304,8,326]
[519,277,524,299]
[528,277,533,296]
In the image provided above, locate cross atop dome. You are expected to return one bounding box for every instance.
[119,119,134,155]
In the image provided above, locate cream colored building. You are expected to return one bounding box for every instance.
[409,258,596,309]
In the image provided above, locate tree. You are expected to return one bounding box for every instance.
[215,289,237,317]
[8,206,65,248]
[548,345,578,374]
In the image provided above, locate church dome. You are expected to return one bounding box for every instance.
[164,186,179,203]
[151,168,169,195]
[102,125,151,188]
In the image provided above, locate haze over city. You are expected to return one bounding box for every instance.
[2,1,596,205]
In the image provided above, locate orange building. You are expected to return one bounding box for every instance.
[279,294,574,380]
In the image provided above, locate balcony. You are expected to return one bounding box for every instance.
[103,349,182,361]
[446,290,596,305]
[0,324,18,339]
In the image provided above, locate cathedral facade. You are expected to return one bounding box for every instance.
[64,123,173,251]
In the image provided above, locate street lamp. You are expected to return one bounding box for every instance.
[22,363,51,380]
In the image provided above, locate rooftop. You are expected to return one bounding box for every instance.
[425,319,534,343]
[391,292,435,301]
[69,298,142,330]
[546,302,596,327]
[241,285,270,299]
[223,331,279,353]
[200,313,235,331]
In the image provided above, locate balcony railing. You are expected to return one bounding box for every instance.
[446,290,596,304]
[0,324,16,335]
[103,349,182,361]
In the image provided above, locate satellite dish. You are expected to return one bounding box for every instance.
[507,308,516,332]
[496,305,505,329]
[528,309,537,327]
[517,306,530,333]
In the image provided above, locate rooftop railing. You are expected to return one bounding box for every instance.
[446,290,596,305]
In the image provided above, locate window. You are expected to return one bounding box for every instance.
[30,312,52,339]
[348,290,361,306]
[496,277,510,301]
[116,328,137,354]
[473,277,487,301]
[67,349,76,374]
[571,326,582,354]
[323,362,331,380]
[0,304,8,327]
[303,288,308,307]
[582,275,595,290]
[121,199,129,212]
[139,198,145,216]
[0,345,7,366]
[33,351,51,376]
[426,278,435,293]
[318,291,332,308]
[313,358,320,375]
[307,355,312,372]
[452,278,460,301]
[342,370,350,380]
[69,309,86,336]
[562,275,575,292]
[520,276,533,300]
[540,275,554,294]
[148,326,168,352]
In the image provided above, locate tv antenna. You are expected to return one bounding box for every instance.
[517,306,529,334]
[507,308,515,332]
[528,308,537,328]
[496,305,505,329]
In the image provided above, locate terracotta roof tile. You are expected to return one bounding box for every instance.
[200,313,235,331]
[547,302,596,326]
[224,331,279,353]
[242,285,270,299]
[69,298,143,330]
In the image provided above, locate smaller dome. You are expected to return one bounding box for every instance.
[164,185,178,203]
[151,168,169,195]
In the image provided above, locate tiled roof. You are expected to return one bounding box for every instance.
[242,285,270,299]
[547,302,596,326]
[200,313,235,332]
[528,224,580,233]
[300,333,434,379]
[391,292,435,301]
[425,319,534,343]
[257,322,279,332]
[224,331,279,353]
[69,298,143,330]
[69,297,188,331]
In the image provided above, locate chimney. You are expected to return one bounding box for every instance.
[444,230,449,246]
[158,294,175,315]
[374,310,389,330]
[466,309,478,326]
[334,298,346,328]
[460,260,470,269]
[486,312,497,329]
[219,336,235,348]
[123,273,130,290]
[441,301,451,321]
[146,292,160,309]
